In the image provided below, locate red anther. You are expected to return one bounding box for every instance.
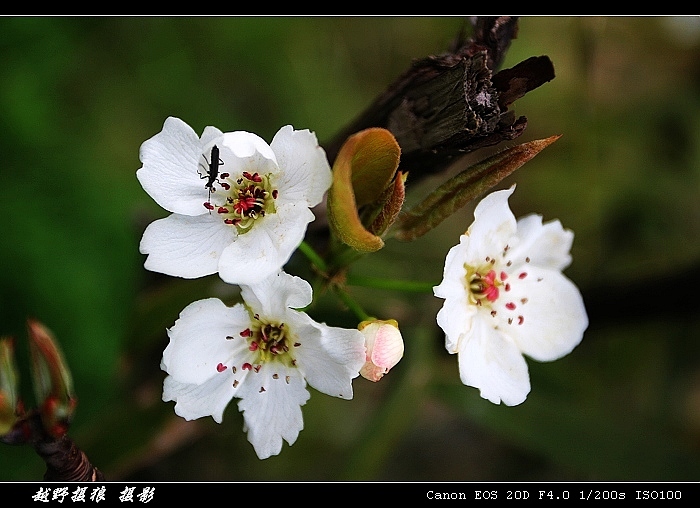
[242,363,252,371]
[220,173,230,178]
[272,189,279,199]
[217,207,229,214]
[242,171,262,182]
[203,202,215,210]
[220,182,230,190]
[249,342,259,351]
[519,272,528,279]
[500,271,508,281]
[240,328,252,337]
[506,302,516,310]
[216,363,227,372]
[517,316,525,325]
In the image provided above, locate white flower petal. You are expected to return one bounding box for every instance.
[217,203,314,285]
[511,214,574,271]
[239,271,313,318]
[140,213,236,279]
[434,238,476,353]
[436,301,475,355]
[457,316,530,406]
[201,125,224,146]
[162,298,251,385]
[163,374,237,423]
[215,135,279,186]
[291,315,365,399]
[467,186,517,259]
[137,117,222,216]
[496,266,588,362]
[220,130,277,162]
[270,125,332,206]
[237,366,310,459]
[434,236,469,298]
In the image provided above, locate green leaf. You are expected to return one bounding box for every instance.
[393,135,561,241]
[327,128,401,253]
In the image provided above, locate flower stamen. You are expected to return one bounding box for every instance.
[209,172,278,233]
[466,267,504,304]
[241,317,297,367]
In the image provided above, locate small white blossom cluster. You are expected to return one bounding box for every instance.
[138,117,365,459]
[137,117,588,459]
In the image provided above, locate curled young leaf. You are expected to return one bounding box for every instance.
[327,128,401,252]
[368,170,407,237]
[392,135,561,242]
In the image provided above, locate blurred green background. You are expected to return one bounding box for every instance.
[1,16,699,481]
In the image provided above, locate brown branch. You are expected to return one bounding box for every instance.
[2,411,104,481]
[321,17,555,184]
[38,434,105,481]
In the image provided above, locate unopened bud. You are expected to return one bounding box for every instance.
[0,337,19,436]
[27,320,76,438]
[358,319,404,382]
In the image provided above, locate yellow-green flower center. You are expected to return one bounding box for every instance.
[464,262,505,305]
[240,313,300,368]
[204,171,278,233]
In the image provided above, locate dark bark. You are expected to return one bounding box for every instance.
[321,17,555,184]
[2,411,104,481]
[38,434,105,481]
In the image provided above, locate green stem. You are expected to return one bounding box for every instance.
[346,274,437,293]
[297,241,328,273]
[333,287,372,322]
[297,241,372,321]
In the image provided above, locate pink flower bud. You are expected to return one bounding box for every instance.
[358,319,404,382]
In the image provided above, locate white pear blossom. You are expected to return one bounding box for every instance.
[433,186,588,406]
[137,117,332,285]
[161,271,366,459]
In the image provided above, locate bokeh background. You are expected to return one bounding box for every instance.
[1,16,699,481]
